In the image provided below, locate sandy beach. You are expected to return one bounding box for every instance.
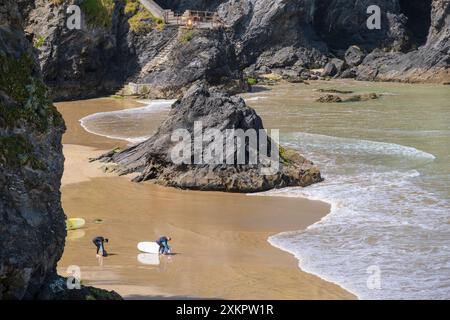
[56,97,355,300]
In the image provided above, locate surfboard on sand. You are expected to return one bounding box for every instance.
[137,242,160,254]
[66,218,86,230]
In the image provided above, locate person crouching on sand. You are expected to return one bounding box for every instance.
[93,236,109,257]
[156,236,171,255]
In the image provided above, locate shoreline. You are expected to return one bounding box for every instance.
[55,96,356,299]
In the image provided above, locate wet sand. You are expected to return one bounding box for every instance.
[56,97,355,299]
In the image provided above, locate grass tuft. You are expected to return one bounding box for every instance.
[81,0,115,28]
[126,0,165,33]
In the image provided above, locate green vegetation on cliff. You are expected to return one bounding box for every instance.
[51,0,65,5]
[179,29,197,43]
[124,0,139,14]
[0,135,45,169]
[126,0,164,33]
[33,35,46,49]
[0,53,64,171]
[279,145,303,165]
[81,0,115,28]
[246,77,257,86]
[0,53,63,133]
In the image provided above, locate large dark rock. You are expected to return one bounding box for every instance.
[218,0,329,68]
[23,0,133,101]
[218,0,448,83]
[36,275,121,300]
[95,85,322,192]
[310,0,409,51]
[1,0,65,299]
[255,46,327,71]
[321,62,338,77]
[344,46,366,67]
[0,0,119,300]
[356,0,450,83]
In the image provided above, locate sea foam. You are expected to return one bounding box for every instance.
[79,100,176,144]
[261,132,449,299]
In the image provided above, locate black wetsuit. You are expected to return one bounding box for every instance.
[92,236,107,256]
[156,236,170,254]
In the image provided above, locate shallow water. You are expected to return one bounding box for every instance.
[79,100,175,144]
[243,81,450,299]
[79,80,450,299]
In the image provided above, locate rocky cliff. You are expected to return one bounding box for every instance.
[22,0,133,101]
[0,0,119,299]
[21,0,450,99]
[132,27,244,98]
[219,0,449,83]
[356,0,450,83]
[94,85,322,192]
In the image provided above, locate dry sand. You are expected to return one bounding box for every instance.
[55,97,355,300]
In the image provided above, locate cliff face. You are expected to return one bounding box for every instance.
[23,0,133,101]
[218,0,327,68]
[132,27,244,99]
[0,0,66,299]
[0,0,120,300]
[135,0,449,87]
[220,0,449,83]
[22,0,450,101]
[356,0,450,83]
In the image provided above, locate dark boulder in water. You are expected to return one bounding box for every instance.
[316,94,343,103]
[94,85,323,192]
[316,92,380,103]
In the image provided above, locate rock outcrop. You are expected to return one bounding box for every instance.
[22,0,133,101]
[133,27,245,99]
[0,0,119,300]
[218,0,328,69]
[218,0,448,84]
[316,92,380,103]
[356,0,450,83]
[94,85,322,192]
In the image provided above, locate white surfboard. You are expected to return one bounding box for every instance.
[137,242,160,254]
[137,253,160,265]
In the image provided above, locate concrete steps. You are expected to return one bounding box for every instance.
[140,30,179,75]
[138,0,165,19]
[138,0,177,23]
[116,29,180,96]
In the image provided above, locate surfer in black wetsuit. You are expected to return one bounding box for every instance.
[92,236,109,257]
[156,236,171,255]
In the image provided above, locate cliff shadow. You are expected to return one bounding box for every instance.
[399,0,432,49]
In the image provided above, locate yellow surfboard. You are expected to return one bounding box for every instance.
[66,218,86,230]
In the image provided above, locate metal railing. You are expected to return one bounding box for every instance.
[163,10,223,28]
